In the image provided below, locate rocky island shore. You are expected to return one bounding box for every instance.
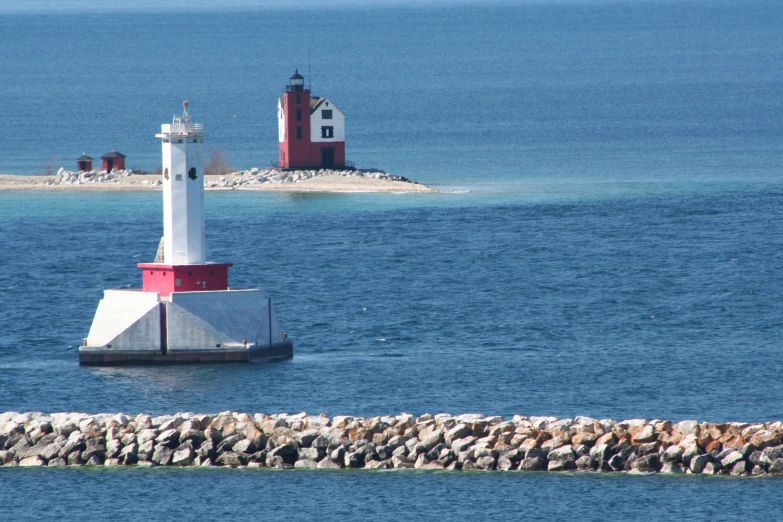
[2,411,782,476]
[0,167,437,193]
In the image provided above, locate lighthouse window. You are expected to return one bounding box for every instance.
[163,139,170,143]
[296,127,302,139]
[296,94,301,104]
[175,174,182,181]
[321,126,334,138]
[188,167,198,180]
[321,110,332,119]
[296,108,302,121]
[163,168,169,180]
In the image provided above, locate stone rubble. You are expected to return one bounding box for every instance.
[1,411,781,476]
[51,167,415,189]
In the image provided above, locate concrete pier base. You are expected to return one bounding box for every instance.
[79,340,293,366]
[79,288,293,366]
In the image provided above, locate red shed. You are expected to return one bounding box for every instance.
[101,151,126,172]
[76,153,93,172]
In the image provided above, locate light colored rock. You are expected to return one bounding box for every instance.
[19,456,46,467]
[673,420,701,437]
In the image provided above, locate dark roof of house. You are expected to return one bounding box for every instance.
[101,151,126,159]
[310,97,331,114]
[76,154,93,161]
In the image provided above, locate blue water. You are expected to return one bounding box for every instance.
[1,1,783,520]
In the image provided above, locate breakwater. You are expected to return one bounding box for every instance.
[51,167,415,189]
[1,412,782,475]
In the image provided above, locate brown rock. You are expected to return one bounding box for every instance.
[749,430,783,449]
[705,440,722,454]
[595,432,617,447]
[722,435,745,450]
[631,425,657,444]
[348,427,372,442]
[571,432,597,447]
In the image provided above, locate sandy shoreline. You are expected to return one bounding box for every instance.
[0,172,438,194]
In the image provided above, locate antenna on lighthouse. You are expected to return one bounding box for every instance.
[308,48,312,91]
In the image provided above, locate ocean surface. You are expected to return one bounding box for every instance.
[1,1,782,520]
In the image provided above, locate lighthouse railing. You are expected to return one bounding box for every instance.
[160,123,203,135]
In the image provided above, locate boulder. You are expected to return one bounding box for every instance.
[19,456,46,467]
[156,429,180,448]
[365,459,392,470]
[660,461,684,474]
[232,439,256,455]
[720,451,745,468]
[631,425,656,444]
[298,447,324,461]
[345,451,364,468]
[152,445,174,465]
[138,440,155,461]
[197,440,216,460]
[575,455,595,471]
[105,439,122,459]
[217,452,248,467]
[451,436,476,454]
[730,460,750,476]
[317,457,343,469]
[85,455,103,466]
[475,455,496,470]
[662,445,683,463]
[497,456,515,471]
[82,441,106,461]
[673,420,700,437]
[329,445,347,462]
[547,445,575,462]
[589,444,612,464]
[296,429,319,448]
[701,462,723,475]
[266,455,292,469]
[749,430,783,450]
[268,442,298,463]
[445,424,472,444]
[47,457,67,467]
[681,444,702,467]
[172,445,195,466]
[547,459,576,471]
[294,459,319,469]
[768,459,783,474]
[67,452,84,465]
[630,454,660,473]
[391,455,415,468]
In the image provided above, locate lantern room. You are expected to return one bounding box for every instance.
[286,70,305,93]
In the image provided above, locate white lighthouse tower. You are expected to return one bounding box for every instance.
[79,103,293,365]
[159,101,206,266]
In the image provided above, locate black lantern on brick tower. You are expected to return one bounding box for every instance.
[286,70,305,93]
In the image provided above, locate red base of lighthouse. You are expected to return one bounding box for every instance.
[138,263,232,297]
[279,141,346,170]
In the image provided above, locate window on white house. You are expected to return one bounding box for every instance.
[321,126,334,138]
[322,109,333,119]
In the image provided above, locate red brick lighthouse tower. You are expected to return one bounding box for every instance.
[278,70,346,169]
